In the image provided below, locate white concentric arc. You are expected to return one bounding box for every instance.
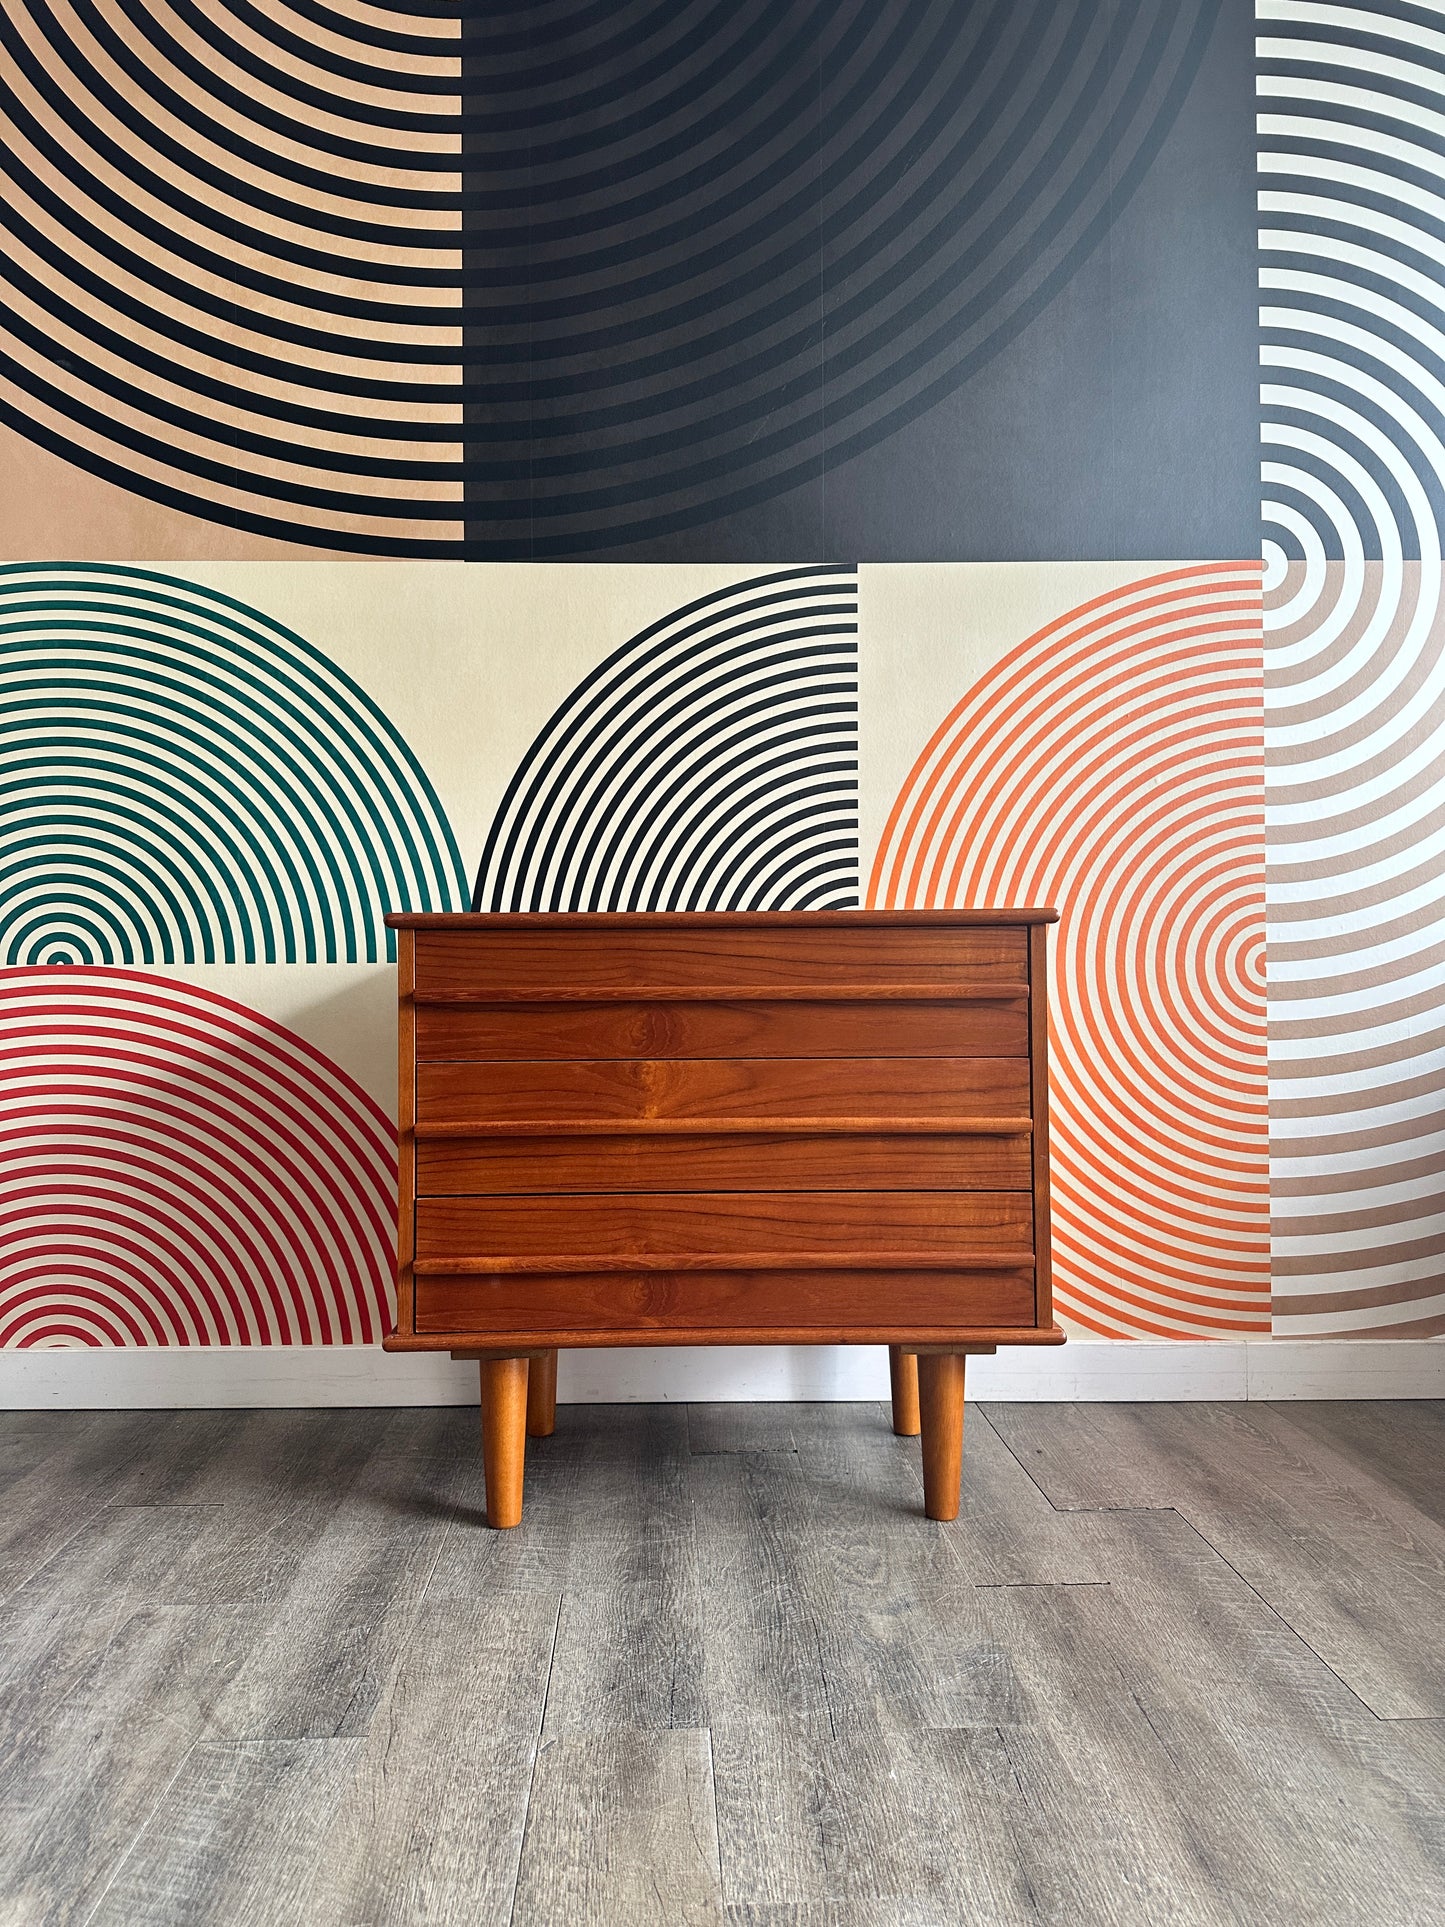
[1260,2,1445,1335]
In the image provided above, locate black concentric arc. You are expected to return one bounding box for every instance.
[472,567,859,911]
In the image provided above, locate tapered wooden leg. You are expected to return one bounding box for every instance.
[526,1348,558,1438]
[479,1356,529,1528]
[916,1351,966,1521]
[888,1345,920,1436]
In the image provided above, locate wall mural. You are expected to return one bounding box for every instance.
[0,0,1251,560]
[0,1,1439,1346]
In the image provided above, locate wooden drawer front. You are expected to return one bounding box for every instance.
[412,925,1027,995]
[414,1191,1032,1267]
[415,1267,1036,1334]
[415,997,1028,1061]
[415,1056,1030,1124]
[417,1130,1032,1195]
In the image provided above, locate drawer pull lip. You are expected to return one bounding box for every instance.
[412,1250,1036,1274]
[412,1116,1034,1138]
[410,983,1027,1004]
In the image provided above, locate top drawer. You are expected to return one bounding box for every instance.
[415,995,1029,1061]
[411,925,1027,998]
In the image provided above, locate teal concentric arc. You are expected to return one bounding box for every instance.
[0,565,468,964]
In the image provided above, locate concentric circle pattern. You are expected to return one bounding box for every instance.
[0,1,1219,553]
[0,969,396,1347]
[1259,0,1445,1336]
[473,568,859,911]
[869,565,1267,1338]
[0,1,465,551]
[0,563,467,964]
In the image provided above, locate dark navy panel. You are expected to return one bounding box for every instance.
[1260,1,1445,560]
[461,0,1256,560]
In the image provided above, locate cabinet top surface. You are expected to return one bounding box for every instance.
[386,909,1058,930]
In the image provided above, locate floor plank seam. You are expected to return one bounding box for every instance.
[508,1593,563,1927]
[7,1406,1442,1924]
[1043,1503,1180,1516]
[973,1580,1112,1590]
[973,1406,1180,1519]
[1,1497,119,1609]
[702,1725,724,1914]
[1166,1508,1387,1723]
[72,1735,201,1927]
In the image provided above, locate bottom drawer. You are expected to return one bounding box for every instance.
[414,1267,1035,1336]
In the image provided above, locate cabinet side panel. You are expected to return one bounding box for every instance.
[1029,921,1054,1330]
[395,928,417,1339]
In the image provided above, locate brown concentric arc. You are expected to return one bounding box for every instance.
[0,1,464,555]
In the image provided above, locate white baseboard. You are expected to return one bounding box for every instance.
[0,1339,1440,1409]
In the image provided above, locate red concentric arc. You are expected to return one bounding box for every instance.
[0,969,397,1346]
[868,564,1268,1338]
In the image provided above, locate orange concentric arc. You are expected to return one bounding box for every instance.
[868,563,1267,1339]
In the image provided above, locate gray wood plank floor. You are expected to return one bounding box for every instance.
[1,1398,1441,1926]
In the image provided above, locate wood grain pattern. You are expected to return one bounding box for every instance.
[205,1408,473,1741]
[415,997,1030,1061]
[87,1739,363,1927]
[1028,923,1054,1330]
[510,1728,724,1925]
[917,1354,967,1522]
[411,925,1028,995]
[5,1401,1438,1925]
[0,1598,269,1925]
[480,1356,529,1529]
[984,1400,1445,1719]
[395,928,417,1344]
[417,1131,1032,1196]
[415,1192,1033,1265]
[416,1055,1031,1121]
[889,1348,921,1437]
[303,1592,558,1926]
[415,1269,1037,1336]
[389,913,1058,1445]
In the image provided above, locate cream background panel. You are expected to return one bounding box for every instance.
[138,963,397,1116]
[182,563,771,884]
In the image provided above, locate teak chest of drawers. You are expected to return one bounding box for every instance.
[384,910,1063,1525]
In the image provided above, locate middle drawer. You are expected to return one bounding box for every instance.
[415,1056,1030,1122]
[417,1127,1032,1194]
